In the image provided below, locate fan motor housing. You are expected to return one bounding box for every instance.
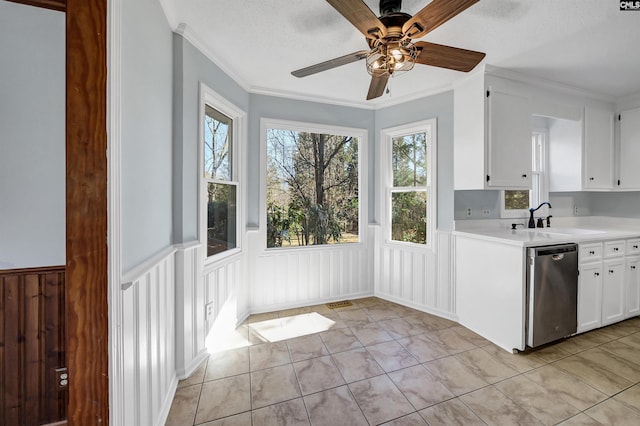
[380,0,402,16]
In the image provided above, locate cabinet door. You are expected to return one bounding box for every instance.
[578,262,603,333]
[619,107,640,189]
[583,107,614,189]
[486,89,531,188]
[602,259,625,325]
[626,257,640,317]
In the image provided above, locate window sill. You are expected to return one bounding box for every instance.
[203,247,243,272]
[383,239,434,253]
[261,241,366,255]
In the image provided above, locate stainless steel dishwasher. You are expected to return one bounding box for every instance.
[526,243,579,348]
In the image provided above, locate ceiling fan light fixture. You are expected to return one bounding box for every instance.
[366,40,417,77]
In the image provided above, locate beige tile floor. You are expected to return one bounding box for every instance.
[166,297,640,425]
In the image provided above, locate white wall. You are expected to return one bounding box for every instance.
[0,2,65,269]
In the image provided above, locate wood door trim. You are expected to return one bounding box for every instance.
[65,0,109,424]
[5,0,65,12]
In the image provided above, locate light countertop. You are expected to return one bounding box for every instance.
[452,217,640,247]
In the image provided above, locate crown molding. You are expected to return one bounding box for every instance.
[371,82,455,110]
[249,86,375,110]
[250,80,455,111]
[615,90,640,111]
[157,0,178,29]
[175,23,252,93]
[484,64,616,104]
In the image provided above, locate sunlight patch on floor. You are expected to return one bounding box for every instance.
[205,309,336,354]
[250,312,335,342]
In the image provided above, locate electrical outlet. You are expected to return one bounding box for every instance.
[482,209,491,217]
[205,302,214,322]
[55,367,68,390]
[466,208,472,217]
[574,205,579,215]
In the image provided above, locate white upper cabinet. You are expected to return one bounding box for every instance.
[548,108,614,192]
[583,107,614,189]
[618,107,640,190]
[454,73,532,190]
[487,90,532,188]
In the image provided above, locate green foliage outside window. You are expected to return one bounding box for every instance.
[266,129,359,248]
[391,132,428,245]
[203,105,237,258]
[504,190,530,210]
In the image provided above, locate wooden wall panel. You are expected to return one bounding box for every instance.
[0,266,67,426]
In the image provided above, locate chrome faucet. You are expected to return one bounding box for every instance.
[528,202,552,228]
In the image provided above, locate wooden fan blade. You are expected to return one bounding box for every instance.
[326,0,387,39]
[403,0,478,39]
[366,73,389,100]
[292,50,369,78]
[414,41,485,72]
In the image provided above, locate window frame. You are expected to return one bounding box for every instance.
[260,118,368,251]
[500,128,549,219]
[380,119,437,250]
[198,83,246,264]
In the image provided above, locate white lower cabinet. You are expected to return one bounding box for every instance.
[578,239,639,334]
[602,258,625,325]
[578,261,603,333]
[626,256,640,317]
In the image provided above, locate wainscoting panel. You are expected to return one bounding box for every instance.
[0,266,67,426]
[119,249,176,426]
[247,231,372,312]
[175,242,203,377]
[374,228,455,319]
[203,254,244,348]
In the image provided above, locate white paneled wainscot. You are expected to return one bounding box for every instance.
[175,242,247,372]
[246,229,373,312]
[116,248,177,426]
[113,241,247,426]
[373,226,456,320]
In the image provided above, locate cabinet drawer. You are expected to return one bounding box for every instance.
[627,239,640,255]
[580,243,602,262]
[604,240,625,258]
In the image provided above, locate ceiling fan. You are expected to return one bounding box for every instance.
[292,0,486,100]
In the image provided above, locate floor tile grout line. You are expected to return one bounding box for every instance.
[189,355,209,426]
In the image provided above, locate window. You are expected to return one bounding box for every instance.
[382,119,436,247]
[200,84,244,260]
[501,130,548,218]
[263,120,366,248]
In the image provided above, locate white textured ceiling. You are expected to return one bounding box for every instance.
[163,0,640,107]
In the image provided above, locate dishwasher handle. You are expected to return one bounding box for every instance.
[531,243,577,257]
[551,254,565,261]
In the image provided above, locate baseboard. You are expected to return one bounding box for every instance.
[175,349,208,380]
[154,373,178,426]
[375,291,459,322]
[247,291,374,315]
